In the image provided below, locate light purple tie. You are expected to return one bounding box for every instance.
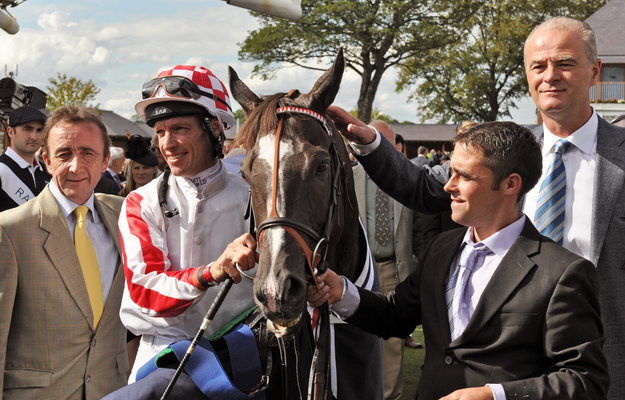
[446,242,493,341]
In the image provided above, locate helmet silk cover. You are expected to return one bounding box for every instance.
[135,65,235,130]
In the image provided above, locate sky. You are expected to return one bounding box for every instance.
[1,0,538,125]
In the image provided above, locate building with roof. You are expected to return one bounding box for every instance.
[586,0,625,122]
[1,108,152,154]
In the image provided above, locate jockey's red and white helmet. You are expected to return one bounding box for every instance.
[135,65,235,130]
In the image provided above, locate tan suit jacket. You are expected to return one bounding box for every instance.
[353,164,416,281]
[0,187,128,400]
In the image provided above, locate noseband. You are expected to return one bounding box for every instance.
[253,101,343,288]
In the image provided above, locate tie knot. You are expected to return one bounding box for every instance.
[461,243,493,272]
[553,139,571,156]
[75,205,89,223]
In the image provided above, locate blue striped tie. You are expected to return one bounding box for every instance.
[446,242,493,341]
[534,139,571,245]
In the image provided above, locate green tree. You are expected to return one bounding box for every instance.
[233,109,247,126]
[239,0,455,123]
[46,73,101,111]
[350,107,399,124]
[397,0,606,123]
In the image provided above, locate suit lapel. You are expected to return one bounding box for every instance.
[39,188,95,328]
[591,119,625,265]
[393,199,402,235]
[452,218,540,347]
[428,229,467,345]
[94,195,122,258]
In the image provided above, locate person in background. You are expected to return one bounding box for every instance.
[0,105,50,212]
[411,146,429,166]
[0,105,128,399]
[149,134,167,174]
[119,135,159,197]
[103,147,125,192]
[222,138,234,156]
[394,133,407,156]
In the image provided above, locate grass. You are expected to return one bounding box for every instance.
[400,326,425,400]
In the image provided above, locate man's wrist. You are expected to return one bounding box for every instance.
[195,264,216,289]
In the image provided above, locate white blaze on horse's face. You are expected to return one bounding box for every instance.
[256,133,295,287]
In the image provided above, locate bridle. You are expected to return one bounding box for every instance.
[250,96,344,289]
[244,92,344,400]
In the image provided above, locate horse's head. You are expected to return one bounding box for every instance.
[229,49,358,334]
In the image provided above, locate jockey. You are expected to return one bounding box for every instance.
[117,65,257,385]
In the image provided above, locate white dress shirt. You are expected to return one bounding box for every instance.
[49,182,118,303]
[522,112,597,261]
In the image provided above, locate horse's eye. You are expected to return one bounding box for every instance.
[316,162,329,175]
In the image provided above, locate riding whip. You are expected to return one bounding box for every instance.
[160,276,234,400]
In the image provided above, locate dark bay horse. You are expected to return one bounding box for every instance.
[229,50,383,399]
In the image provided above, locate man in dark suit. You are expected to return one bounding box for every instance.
[520,18,625,399]
[101,147,125,191]
[410,146,430,166]
[309,121,609,399]
[0,105,128,399]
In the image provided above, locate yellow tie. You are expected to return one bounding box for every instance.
[74,205,103,328]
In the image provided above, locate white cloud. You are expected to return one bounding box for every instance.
[1,0,537,125]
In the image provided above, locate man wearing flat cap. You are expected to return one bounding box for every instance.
[0,105,51,212]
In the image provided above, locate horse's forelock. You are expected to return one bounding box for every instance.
[234,93,288,151]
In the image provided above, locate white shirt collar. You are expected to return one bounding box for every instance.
[542,111,598,156]
[5,147,43,171]
[48,181,98,222]
[463,215,526,259]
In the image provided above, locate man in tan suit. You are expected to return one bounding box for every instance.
[0,105,128,400]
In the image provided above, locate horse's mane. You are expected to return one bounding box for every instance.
[233,92,287,151]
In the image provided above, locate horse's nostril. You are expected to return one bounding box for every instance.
[281,276,306,304]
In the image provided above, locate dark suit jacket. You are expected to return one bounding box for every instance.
[348,219,609,399]
[95,175,121,195]
[0,187,128,400]
[102,170,122,191]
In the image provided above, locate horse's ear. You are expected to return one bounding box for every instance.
[229,66,262,115]
[304,48,345,112]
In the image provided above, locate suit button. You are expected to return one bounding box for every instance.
[91,339,96,348]
[194,237,202,245]
[86,374,91,383]
[444,355,453,365]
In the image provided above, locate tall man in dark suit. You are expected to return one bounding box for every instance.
[309,121,609,399]
[0,105,129,399]
[521,17,625,399]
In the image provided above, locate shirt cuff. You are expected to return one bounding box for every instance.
[329,277,360,320]
[486,383,506,400]
[348,126,381,156]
